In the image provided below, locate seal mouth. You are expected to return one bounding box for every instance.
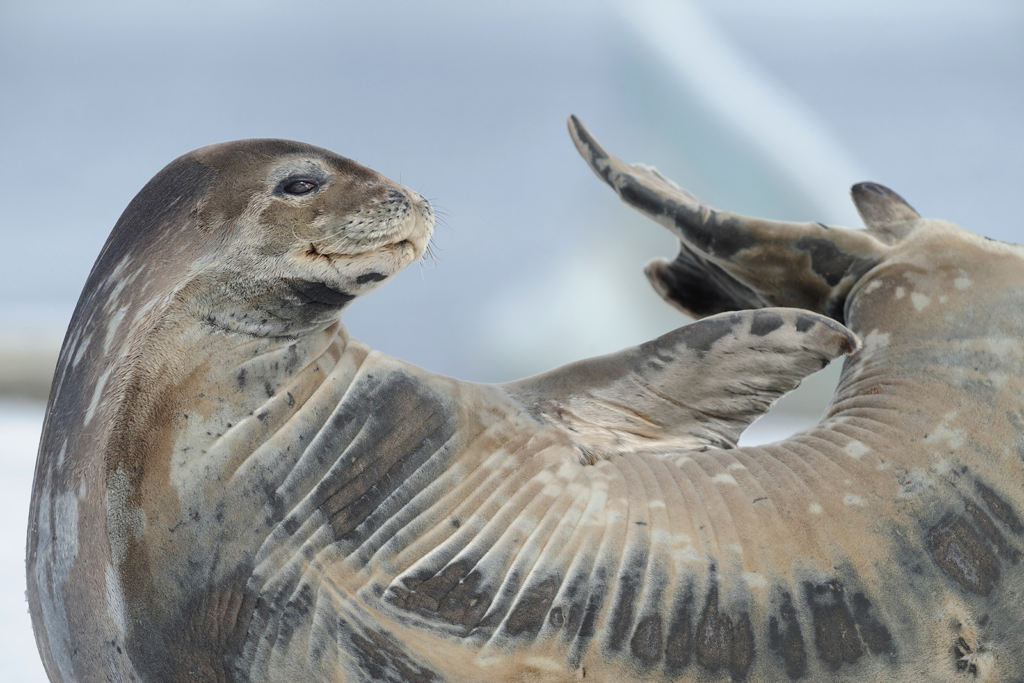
[301,236,425,277]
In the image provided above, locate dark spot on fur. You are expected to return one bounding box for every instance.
[560,574,586,642]
[694,585,755,680]
[274,582,315,647]
[679,315,737,353]
[355,272,387,284]
[795,314,818,333]
[796,236,856,287]
[607,558,643,651]
[954,637,979,675]
[568,567,607,669]
[679,213,757,259]
[851,593,895,656]
[966,502,1021,563]
[804,580,863,670]
[750,311,785,337]
[630,614,663,665]
[235,368,247,390]
[347,626,440,683]
[549,606,565,629]
[664,590,694,674]
[389,560,492,635]
[504,575,559,638]
[793,237,877,302]
[976,482,1024,535]
[317,372,455,545]
[768,591,807,679]
[928,516,1000,595]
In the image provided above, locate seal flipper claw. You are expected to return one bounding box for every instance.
[503,308,857,462]
[568,115,906,322]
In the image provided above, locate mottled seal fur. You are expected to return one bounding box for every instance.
[26,120,1024,683]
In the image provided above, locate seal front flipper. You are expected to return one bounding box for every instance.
[502,308,858,462]
[568,115,921,322]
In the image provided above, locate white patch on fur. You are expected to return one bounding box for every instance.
[103,306,128,354]
[986,338,1024,359]
[809,502,823,514]
[898,469,934,499]
[712,473,738,485]
[895,286,906,299]
[105,563,128,636]
[743,572,768,589]
[84,366,113,426]
[911,292,930,311]
[843,494,864,506]
[72,333,92,368]
[727,462,746,471]
[54,490,80,564]
[954,276,973,290]
[672,546,700,563]
[863,280,883,294]
[106,464,146,565]
[844,440,870,459]
[862,329,891,355]
[924,412,967,452]
[521,657,563,672]
[33,487,76,679]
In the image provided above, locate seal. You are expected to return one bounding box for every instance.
[26,121,1024,683]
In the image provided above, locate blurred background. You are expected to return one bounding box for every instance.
[2,0,1021,678]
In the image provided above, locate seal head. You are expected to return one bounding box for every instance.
[169,139,434,336]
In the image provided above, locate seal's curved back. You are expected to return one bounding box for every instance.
[27,149,219,681]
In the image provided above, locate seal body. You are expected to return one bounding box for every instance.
[28,126,1024,683]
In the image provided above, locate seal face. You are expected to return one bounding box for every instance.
[28,125,1024,683]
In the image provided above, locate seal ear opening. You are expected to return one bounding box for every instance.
[851,182,920,239]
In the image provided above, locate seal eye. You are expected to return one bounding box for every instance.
[283,180,317,195]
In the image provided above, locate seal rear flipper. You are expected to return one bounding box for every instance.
[502,308,858,462]
[568,115,920,322]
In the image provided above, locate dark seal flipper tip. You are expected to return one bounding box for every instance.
[851,182,920,239]
[567,115,615,187]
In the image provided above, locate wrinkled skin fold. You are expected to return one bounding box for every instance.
[26,126,1024,683]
